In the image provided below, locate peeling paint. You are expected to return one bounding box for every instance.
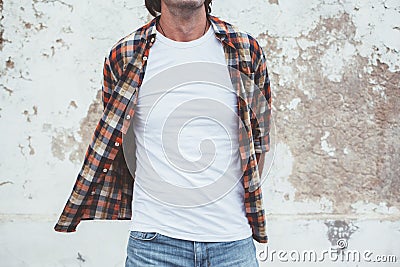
[77,252,86,263]
[50,90,103,163]
[0,181,14,186]
[287,97,301,110]
[27,136,35,155]
[23,106,38,122]
[5,56,14,69]
[260,12,400,213]
[325,220,359,246]
[320,131,335,157]
[0,0,4,51]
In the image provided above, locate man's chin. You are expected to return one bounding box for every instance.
[167,0,205,11]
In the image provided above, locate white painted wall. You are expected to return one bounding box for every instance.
[1,0,399,266]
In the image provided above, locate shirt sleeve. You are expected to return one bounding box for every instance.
[251,45,272,154]
[101,53,118,110]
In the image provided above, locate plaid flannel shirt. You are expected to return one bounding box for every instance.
[54,14,271,243]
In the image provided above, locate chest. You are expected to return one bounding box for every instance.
[101,36,255,145]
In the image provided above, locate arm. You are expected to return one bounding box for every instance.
[101,54,117,110]
[251,44,271,157]
[252,44,271,178]
[256,152,266,177]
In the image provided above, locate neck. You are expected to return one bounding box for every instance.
[157,3,209,42]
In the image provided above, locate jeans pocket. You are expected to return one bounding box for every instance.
[129,230,159,241]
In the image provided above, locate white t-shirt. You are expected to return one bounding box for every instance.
[129,25,252,241]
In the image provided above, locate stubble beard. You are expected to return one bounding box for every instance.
[162,0,205,17]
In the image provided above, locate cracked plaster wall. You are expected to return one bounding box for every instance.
[0,0,399,266]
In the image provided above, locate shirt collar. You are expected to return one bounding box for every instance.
[142,15,236,50]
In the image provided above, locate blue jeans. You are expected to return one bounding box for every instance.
[125,230,259,267]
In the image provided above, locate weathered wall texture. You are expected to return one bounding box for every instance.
[0,0,399,266]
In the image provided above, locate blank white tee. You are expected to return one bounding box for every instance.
[129,26,252,242]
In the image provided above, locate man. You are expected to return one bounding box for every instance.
[54,0,271,266]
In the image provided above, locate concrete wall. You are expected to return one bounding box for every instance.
[0,0,399,266]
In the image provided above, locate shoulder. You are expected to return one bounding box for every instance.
[210,15,265,69]
[105,19,154,79]
[211,16,262,50]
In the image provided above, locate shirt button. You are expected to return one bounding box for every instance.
[126,114,131,120]
[103,168,108,173]
[115,142,120,147]
[143,56,148,61]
